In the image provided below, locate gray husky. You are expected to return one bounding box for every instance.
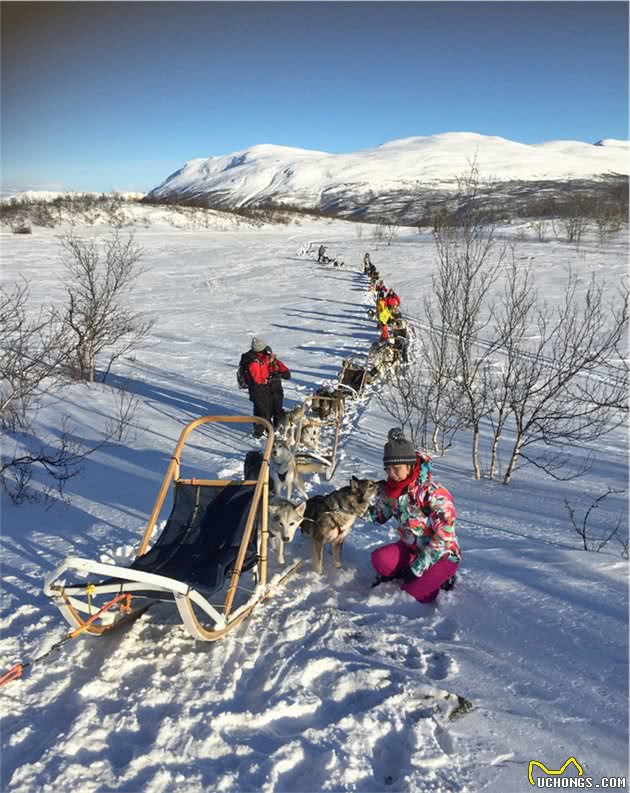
[267,498,307,565]
[271,438,330,500]
[301,477,379,574]
[277,404,306,446]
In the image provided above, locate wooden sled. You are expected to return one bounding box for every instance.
[43,416,301,642]
[337,359,369,399]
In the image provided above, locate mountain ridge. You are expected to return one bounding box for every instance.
[144,132,628,221]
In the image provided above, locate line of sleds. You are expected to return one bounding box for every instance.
[42,255,409,646]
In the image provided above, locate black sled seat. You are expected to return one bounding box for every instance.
[338,360,367,398]
[125,482,259,599]
[44,415,302,642]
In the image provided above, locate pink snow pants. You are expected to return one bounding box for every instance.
[371,541,459,603]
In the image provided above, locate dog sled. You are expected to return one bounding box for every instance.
[294,392,345,480]
[43,416,301,642]
[337,359,369,399]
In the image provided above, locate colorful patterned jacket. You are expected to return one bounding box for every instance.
[367,453,461,577]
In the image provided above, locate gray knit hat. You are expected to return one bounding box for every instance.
[251,336,268,353]
[383,428,416,467]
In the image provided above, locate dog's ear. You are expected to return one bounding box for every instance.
[295,501,307,517]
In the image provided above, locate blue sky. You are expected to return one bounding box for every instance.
[2,1,628,193]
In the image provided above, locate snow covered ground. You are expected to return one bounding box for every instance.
[1,212,628,792]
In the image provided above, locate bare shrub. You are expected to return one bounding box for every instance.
[555,193,591,249]
[384,218,400,246]
[58,231,155,382]
[372,220,386,249]
[532,220,548,242]
[12,221,32,234]
[1,418,103,505]
[105,384,141,443]
[0,278,68,431]
[565,488,627,555]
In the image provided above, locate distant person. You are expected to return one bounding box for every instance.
[318,245,326,263]
[363,252,372,273]
[385,289,401,310]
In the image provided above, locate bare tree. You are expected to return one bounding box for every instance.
[565,488,627,555]
[58,231,154,382]
[502,273,628,484]
[555,193,590,250]
[430,163,507,478]
[375,328,467,454]
[532,219,549,242]
[486,253,538,479]
[374,360,429,448]
[372,220,385,249]
[384,217,400,246]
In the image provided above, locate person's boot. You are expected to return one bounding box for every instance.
[370,572,403,588]
[440,575,457,591]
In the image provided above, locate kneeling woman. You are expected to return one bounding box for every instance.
[367,428,461,602]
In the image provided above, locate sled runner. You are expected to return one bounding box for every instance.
[337,359,368,399]
[294,393,344,480]
[43,416,301,642]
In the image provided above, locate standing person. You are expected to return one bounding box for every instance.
[318,244,326,263]
[244,337,273,438]
[377,300,391,328]
[363,252,372,273]
[266,345,291,429]
[385,288,401,310]
[367,428,461,602]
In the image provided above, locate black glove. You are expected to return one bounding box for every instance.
[401,566,418,583]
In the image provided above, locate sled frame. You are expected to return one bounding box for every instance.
[44,415,302,642]
[338,360,368,399]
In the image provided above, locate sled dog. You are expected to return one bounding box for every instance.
[278,404,306,446]
[299,422,321,452]
[267,498,307,565]
[311,390,342,421]
[270,438,329,500]
[369,340,399,381]
[301,477,379,574]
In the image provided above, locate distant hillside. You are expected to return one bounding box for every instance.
[144,132,629,222]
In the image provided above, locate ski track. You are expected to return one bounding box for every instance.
[1,219,628,792]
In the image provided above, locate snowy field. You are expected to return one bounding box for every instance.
[1,211,628,792]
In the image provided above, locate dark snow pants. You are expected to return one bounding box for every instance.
[249,385,272,436]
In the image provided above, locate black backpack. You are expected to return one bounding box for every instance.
[237,352,255,389]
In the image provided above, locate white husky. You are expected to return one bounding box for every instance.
[299,422,321,452]
[270,438,329,500]
[267,498,307,564]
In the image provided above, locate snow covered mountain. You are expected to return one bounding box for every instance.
[145,132,629,219]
